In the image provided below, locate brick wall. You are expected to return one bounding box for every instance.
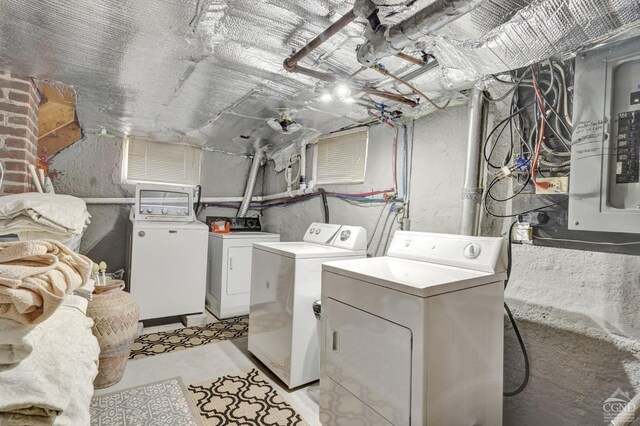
[0,71,40,194]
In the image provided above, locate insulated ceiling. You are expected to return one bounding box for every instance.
[0,0,637,155]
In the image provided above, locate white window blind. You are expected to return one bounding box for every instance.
[314,127,368,185]
[123,137,202,186]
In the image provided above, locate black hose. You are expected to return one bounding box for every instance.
[317,188,330,223]
[503,220,530,397]
[504,302,530,396]
[194,185,203,216]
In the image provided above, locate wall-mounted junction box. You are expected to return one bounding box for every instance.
[569,35,640,233]
[535,177,569,195]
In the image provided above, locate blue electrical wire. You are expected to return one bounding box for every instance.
[402,125,407,198]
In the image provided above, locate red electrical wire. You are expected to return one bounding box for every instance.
[530,66,551,189]
[324,189,394,197]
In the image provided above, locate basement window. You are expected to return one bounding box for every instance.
[313,127,368,185]
[122,137,202,186]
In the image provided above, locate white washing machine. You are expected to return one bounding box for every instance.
[320,231,507,426]
[127,184,208,321]
[248,222,367,389]
[206,231,280,319]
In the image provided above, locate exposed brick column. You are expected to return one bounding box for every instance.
[0,71,40,194]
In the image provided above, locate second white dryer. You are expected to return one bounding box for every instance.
[248,223,367,389]
[207,231,281,319]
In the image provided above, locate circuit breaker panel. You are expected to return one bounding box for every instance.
[569,36,640,233]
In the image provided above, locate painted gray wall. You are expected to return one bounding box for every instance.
[50,134,260,271]
[260,107,640,425]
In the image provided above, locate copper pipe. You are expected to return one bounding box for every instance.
[360,88,418,107]
[283,9,357,72]
[282,10,418,108]
[371,65,449,109]
[395,52,423,65]
[294,65,418,107]
[290,65,336,83]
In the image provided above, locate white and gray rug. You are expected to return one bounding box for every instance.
[90,377,202,426]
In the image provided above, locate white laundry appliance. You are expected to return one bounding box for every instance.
[206,231,280,319]
[320,231,507,426]
[248,222,367,389]
[127,184,208,322]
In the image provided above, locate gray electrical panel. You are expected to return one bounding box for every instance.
[569,36,640,233]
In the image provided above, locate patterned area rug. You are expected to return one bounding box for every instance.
[188,369,308,426]
[130,316,249,359]
[90,377,202,426]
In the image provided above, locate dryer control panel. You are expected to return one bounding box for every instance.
[387,231,506,274]
[303,223,366,251]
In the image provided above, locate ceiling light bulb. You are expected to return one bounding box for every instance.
[319,92,333,102]
[333,83,351,99]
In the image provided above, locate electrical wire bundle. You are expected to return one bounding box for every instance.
[483,60,573,218]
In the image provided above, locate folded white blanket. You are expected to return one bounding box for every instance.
[0,318,42,365]
[0,284,93,367]
[0,305,99,426]
[0,193,90,241]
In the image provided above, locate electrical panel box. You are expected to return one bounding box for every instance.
[569,36,640,233]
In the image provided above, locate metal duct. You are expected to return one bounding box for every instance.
[432,0,640,88]
[460,88,487,236]
[238,147,265,217]
[357,0,489,65]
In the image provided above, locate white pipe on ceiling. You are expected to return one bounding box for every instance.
[357,0,489,66]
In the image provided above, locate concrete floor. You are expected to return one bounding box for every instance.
[93,313,321,425]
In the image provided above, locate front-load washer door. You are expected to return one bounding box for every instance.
[324,298,412,426]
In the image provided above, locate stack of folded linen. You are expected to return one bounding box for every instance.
[0,240,100,425]
[0,239,93,325]
[0,193,91,249]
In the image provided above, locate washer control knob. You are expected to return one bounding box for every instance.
[309,228,315,234]
[405,239,412,247]
[463,243,481,259]
[340,230,351,241]
[138,231,145,237]
[315,228,321,235]
[161,208,168,215]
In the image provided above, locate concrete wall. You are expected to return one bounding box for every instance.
[50,134,259,271]
[51,102,640,424]
[261,106,471,253]
[260,106,640,425]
